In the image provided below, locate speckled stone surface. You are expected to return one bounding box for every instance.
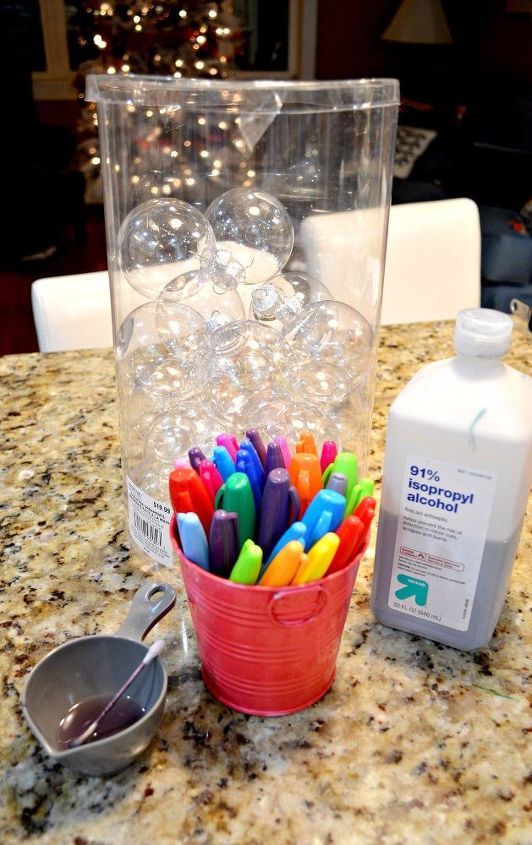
[1,323,530,845]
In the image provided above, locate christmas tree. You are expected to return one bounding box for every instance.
[71,1,242,202]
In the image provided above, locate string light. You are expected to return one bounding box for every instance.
[75,0,240,196]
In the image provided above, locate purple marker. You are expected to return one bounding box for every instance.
[272,435,291,470]
[216,433,239,462]
[209,510,239,578]
[265,441,285,474]
[245,428,267,469]
[258,468,300,560]
[188,447,207,474]
[326,471,348,496]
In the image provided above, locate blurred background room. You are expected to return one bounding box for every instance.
[1,0,531,354]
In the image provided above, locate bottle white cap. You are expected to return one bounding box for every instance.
[454,308,513,358]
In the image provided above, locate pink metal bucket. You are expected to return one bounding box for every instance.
[170,515,367,716]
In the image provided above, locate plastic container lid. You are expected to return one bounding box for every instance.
[454,308,513,358]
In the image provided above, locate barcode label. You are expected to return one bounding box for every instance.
[133,513,163,547]
[127,476,173,568]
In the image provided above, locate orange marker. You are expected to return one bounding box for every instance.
[289,452,323,517]
[295,430,318,455]
[292,532,340,585]
[327,515,366,575]
[259,540,305,587]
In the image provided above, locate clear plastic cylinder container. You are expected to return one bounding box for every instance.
[87,76,399,572]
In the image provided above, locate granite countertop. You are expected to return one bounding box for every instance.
[0,322,530,845]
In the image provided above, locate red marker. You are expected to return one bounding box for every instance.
[327,515,366,575]
[353,496,376,530]
[169,466,214,534]
[198,459,223,501]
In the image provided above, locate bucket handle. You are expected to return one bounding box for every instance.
[268,585,328,627]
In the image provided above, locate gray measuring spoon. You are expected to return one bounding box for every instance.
[22,581,176,776]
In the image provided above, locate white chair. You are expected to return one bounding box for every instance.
[382,198,481,324]
[300,198,481,325]
[31,271,113,352]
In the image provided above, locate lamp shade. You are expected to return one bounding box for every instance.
[382,0,453,44]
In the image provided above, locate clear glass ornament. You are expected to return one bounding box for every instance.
[250,271,331,333]
[204,321,293,424]
[159,269,245,335]
[145,404,219,465]
[287,300,373,403]
[205,188,294,284]
[117,198,215,299]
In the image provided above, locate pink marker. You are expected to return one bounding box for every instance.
[198,459,224,501]
[272,435,291,470]
[215,433,239,461]
[320,440,338,474]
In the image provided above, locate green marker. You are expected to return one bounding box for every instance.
[229,539,263,585]
[322,452,358,514]
[346,476,375,515]
[215,472,255,549]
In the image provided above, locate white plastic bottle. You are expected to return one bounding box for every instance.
[371,308,532,650]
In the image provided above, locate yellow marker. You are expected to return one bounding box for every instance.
[295,429,318,455]
[292,532,340,585]
[259,540,305,587]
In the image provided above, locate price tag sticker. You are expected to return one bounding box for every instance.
[126,476,173,568]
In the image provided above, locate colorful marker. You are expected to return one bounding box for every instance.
[326,471,348,497]
[292,532,340,585]
[209,510,239,578]
[245,428,267,468]
[198,459,224,501]
[259,540,306,587]
[301,488,346,549]
[229,538,263,585]
[235,449,264,512]
[322,452,358,516]
[295,430,317,455]
[216,433,239,462]
[169,466,214,534]
[327,514,366,575]
[289,452,323,517]
[320,440,338,474]
[188,447,207,473]
[265,442,285,474]
[272,435,291,470]
[345,477,375,515]
[215,472,256,549]
[177,512,210,571]
[354,496,376,530]
[265,520,308,567]
[258,468,299,560]
[212,445,236,481]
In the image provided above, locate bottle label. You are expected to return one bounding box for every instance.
[126,476,173,568]
[387,454,497,631]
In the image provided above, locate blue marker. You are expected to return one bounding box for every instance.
[235,449,264,512]
[265,520,308,567]
[301,488,346,549]
[177,512,210,570]
[212,445,236,481]
[238,439,265,486]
